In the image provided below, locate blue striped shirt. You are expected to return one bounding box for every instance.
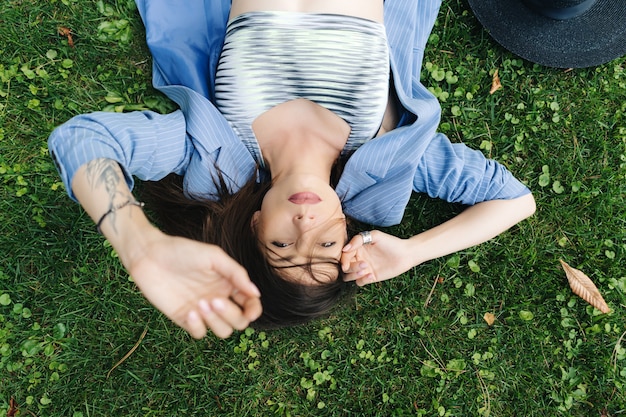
[48,0,530,227]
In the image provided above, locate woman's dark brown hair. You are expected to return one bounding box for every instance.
[139,170,355,329]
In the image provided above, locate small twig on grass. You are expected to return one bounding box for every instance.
[419,338,445,371]
[484,122,493,158]
[476,369,491,417]
[107,325,149,379]
[424,276,442,308]
[452,117,462,143]
[611,329,626,372]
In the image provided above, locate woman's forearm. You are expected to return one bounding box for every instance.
[70,158,263,339]
[71,158,158,269]
[407,193,536,266]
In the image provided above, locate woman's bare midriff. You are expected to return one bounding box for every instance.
[230,0,383,23]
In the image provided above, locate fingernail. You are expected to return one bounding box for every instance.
[358,262,367,269]
[188,310,200,323]
[342,244,352,251]
[211,298,225,311]
[199,299,211,314]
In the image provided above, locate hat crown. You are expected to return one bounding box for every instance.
[467,0,626,68]
[545,0,593,7]
[523,0,597,19]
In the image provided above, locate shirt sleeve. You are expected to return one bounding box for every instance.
[48,110,191,201]
[413,132,530,205]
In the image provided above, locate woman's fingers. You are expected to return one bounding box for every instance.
[342,233,367,253]
[183,295,262,340]
[342,261,370,281]
[185,310,210,339]
[341,236,366,272]
[203,297,257,336]
[348,268,376,286]
[357,273,375,286]
[205,247,261,299]
[231,291,263,322]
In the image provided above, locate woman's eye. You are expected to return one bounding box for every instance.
[321,242,336,248]
[271,241,291,248]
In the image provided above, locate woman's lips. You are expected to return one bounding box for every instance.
[288,192,322,204]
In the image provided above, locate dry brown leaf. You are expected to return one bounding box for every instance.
[58,26,75,48]
[7,397,18,417]
[560,260,610,313]
[483,312,496,326]
[489,69,502,94]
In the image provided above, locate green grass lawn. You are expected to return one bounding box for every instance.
[1,0,625,415]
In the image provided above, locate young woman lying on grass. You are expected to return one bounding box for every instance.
[48,0,536,339]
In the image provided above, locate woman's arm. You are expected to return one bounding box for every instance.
[341,193,536,285]
[407,192,536,266]
[71,158,262,338]
[341,131,536,284]
[48,110,191,201]
[50,111,261,338]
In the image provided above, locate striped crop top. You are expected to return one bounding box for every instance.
[214,11,390,167]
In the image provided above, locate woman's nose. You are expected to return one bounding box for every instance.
[293,212,316,228]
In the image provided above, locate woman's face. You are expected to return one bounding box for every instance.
[252,174,347,283]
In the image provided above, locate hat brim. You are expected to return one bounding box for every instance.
[466,0,626,68]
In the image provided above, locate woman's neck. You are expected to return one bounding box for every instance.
[253,99,350,182]
[263,132,337,182]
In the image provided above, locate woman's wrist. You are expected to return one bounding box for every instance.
[96,198,145,234]
[405,234,429,268]
[70,159,165,275]
[100,205,161,271]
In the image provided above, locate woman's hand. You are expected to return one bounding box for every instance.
[341,194,537,287]
[71,159,262,340]
[340,230,417,286]
[127,228,262,340]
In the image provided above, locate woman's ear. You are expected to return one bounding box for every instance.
[251,210,261,230]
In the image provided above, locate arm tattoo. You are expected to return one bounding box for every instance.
[85,159,134,235]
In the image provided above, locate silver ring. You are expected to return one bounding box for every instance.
[359,230,373,245]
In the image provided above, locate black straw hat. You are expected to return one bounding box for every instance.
[466,0,626,68]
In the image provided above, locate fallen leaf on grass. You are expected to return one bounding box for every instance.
[7,397,18,417]
[483,312,496,326]
[489,69,502,94]
[560,260,610,313]
[58,26,75,47]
